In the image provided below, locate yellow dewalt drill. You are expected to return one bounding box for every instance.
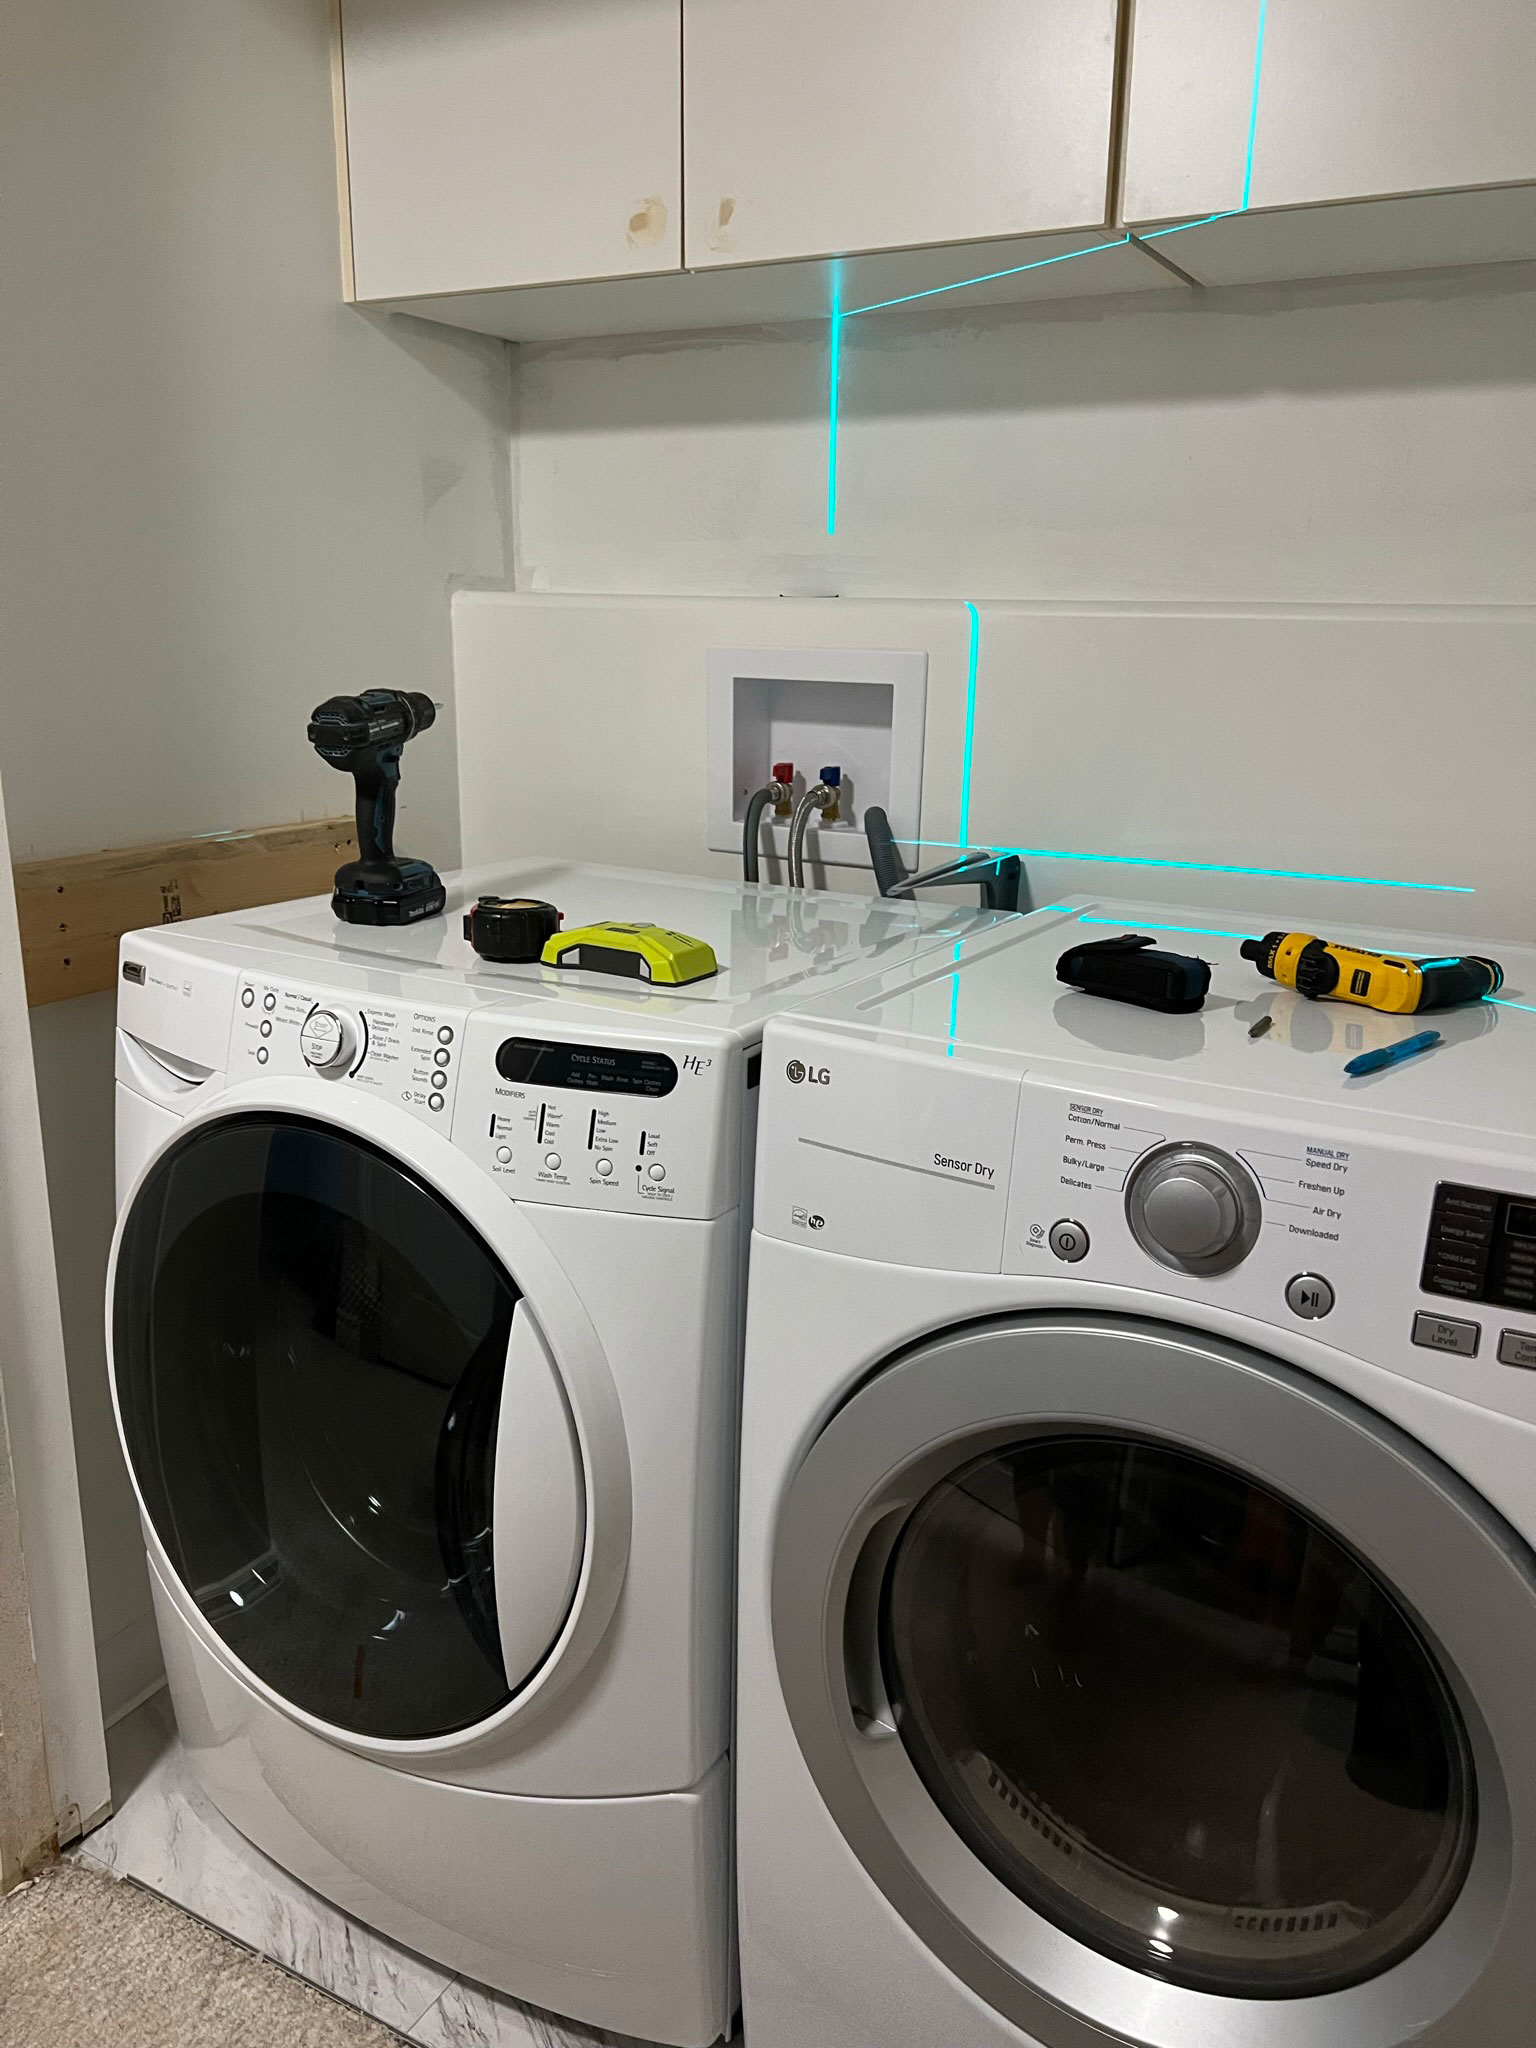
[1241,931,1503,1014]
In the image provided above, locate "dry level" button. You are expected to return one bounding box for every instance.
[1412,1311,1480,1359]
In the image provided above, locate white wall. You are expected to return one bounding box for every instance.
[455,593,1536,947]
[455,259,1536,949]
[0,0,514,1720]
[0,770,110,1846]
[513,262,1536,605]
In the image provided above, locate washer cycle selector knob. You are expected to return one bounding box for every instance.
[299,1008,359,1075]
[1125,1143,1263,1275]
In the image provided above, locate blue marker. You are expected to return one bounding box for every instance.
[1344,1030,1442,1079]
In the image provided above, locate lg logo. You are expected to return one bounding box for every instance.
[785,1059,831,1085]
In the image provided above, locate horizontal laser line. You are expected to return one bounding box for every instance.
[1076,916,1259,940]
[892,840,1473,894]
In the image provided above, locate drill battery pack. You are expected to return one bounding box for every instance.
[1057,933,1211,1014]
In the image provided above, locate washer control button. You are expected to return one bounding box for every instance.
[259,1019,272,1038]
[428,1093,445,1112]
[1048,1219,1090,1263]
[437,1025,454,1044]
[263,991,277,1012]
[544,1152,562,1171]
[495,1146,513,1165]
[433,1047,451,1067]
[1497,1328,1536,1369]
[299,1008,358,1075]
[241,987,255,1008]
[595,1157,614,1178]
[1285,1274,1335,1320]
[648,1163,667,1182]
[1412,1310,1480,1358]
[256,1046,269,1065]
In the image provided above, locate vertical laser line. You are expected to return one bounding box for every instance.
[958,600,981,847]
[826,263,844,536]
[1242,0,1268,210]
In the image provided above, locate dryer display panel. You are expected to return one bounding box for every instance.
[1421,1182,1536,1312]
[114,1113,520,1739]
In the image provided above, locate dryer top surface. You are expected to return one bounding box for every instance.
[782,895,1536,1150]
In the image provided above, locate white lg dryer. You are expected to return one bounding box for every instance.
[739,897,1536,2048]
[108,857,998,2047]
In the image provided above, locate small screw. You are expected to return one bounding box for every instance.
[1249,1014,1274,1039]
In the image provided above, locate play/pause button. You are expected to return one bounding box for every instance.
[1285,1273,1335,1320]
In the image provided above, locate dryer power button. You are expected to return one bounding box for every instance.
[1125,1143,1263,1276]
[1048,1219,1090,1263]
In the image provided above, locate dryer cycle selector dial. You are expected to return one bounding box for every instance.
[1125,1142,1263,1275]
[299,1007,360,1076]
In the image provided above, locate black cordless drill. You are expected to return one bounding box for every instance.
[307,690,446,925]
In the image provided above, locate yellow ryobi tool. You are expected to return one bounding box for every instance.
[1241,931,1503,1014]
[542,920,718,986]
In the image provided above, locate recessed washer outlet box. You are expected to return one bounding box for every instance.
[706,645,927,873]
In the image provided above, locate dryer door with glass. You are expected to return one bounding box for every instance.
[772,1313,1536,2048]
[111,1108,601,1746]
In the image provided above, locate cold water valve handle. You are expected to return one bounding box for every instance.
[307,689,447,926]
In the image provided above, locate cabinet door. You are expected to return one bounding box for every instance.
[343,0,682,302]
[682,0,1120,269]
[1125,0,1536,225]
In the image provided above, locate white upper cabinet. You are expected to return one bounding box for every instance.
[341,0,683,302]
[1124,0,1536,225]
[681,0,1121,269]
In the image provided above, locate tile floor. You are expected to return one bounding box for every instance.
[72,1689,664,2046]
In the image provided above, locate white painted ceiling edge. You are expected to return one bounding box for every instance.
[0,770,110,1845]
[452,591,1536,944]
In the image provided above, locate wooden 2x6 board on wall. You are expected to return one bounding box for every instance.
[13,817,356,1008]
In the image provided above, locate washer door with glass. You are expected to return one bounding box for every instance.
[772,1315,1536,2048]
[113,1112,585,1744]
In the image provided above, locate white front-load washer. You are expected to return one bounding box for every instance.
[108,856,1002,2046]
[739,896,1536,2048]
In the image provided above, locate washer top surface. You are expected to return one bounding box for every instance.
[142,857,1008,1046]
[786,895,1536,1150]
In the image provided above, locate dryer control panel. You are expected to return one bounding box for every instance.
[758,1018,1536,1433]
[451,1010,740,1221]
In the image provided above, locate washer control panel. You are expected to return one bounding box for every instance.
[228,975,465,1127]
[451,1011,738,1220]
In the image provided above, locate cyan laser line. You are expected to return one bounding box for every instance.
[891,838,1473,894]
[958,601,980,847]
[1489,998,1536,1015]
[846,234,1132,318]
[1077,916,1260,941]
[1137,210,1241,242]
[826,0,1267,537]
[1243,0,1269,211]
[947,938,964,1055]
[826,262,844,536]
